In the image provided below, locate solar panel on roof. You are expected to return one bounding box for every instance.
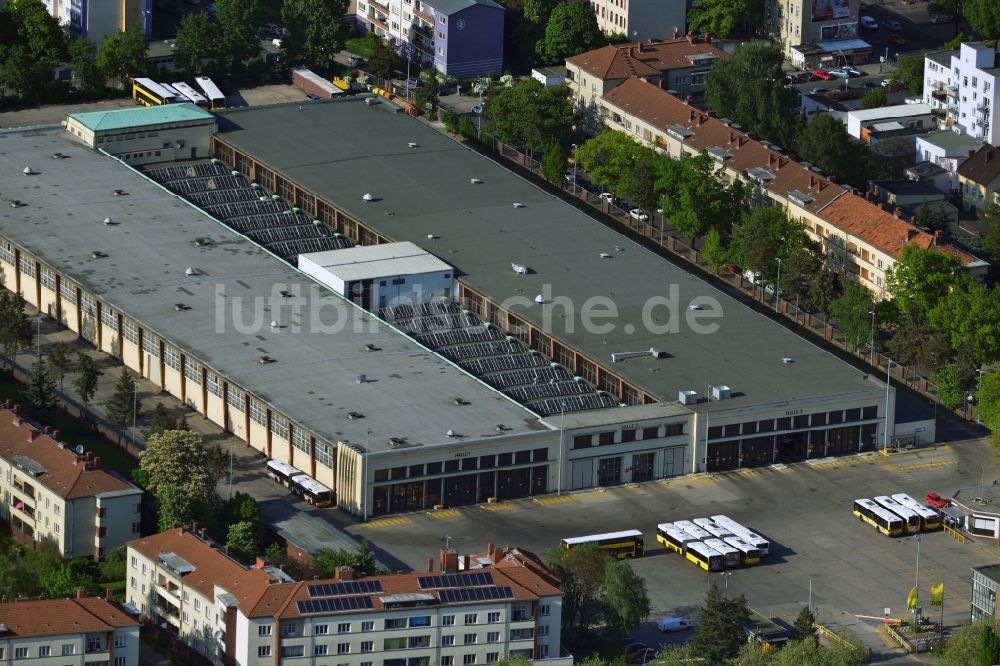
[437,586,515,604]
[296,595,374,614]
[307,580,384,597]
[417,572,495,589]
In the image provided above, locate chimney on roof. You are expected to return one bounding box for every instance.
[672,30,678,39]
[636,42,642,54]
[192,521,199,535]
[658,79,664,89]
[12,414,22,427]
[28,430,40,442]
[427,557,434,572]
[440,549,459,574]
[768,153,776,167]
[686,32,694,45]
[704,32,711,43]
[738,136,748,148]
[76,588,84,599]
[85,451,93,462]
[105,588,114,601]
[893,207,903,218]
[933,229,941,246]
[905,228,919,243]
[93,456,100,468]
[13,405,21,416]
[488,543,495,560]
[43,426,52,435]
[697,114,707,127]
[336,566,354,581]
[52,429,59,440]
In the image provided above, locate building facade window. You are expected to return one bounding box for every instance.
[0,243,12,264]
[59,279,77,303]
[271,414,289,439]
[40,267,56,290]
[227,387,246,411]
[100,306,118,330]
[292,429,310,453]
[316,441,334,468]
[142,334,159,357]
[121,318,138,343]
[184,358,201,384]
[18,255,35,277]
[249,398,266,425]
[206,373,222,397]
[164,347,181,371]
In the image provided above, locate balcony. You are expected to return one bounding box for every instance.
[370,0,389,12]
[155,584,181,607]
[509,628,535,641]
[369,12,389,30]
[413,6,434,23]
[931,88,946,100]
[410,37,434,55]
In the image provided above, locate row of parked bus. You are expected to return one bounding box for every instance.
[266,459,333,507]
[132,76,226,110]
[560,515,770,572]
[852,493,942,537]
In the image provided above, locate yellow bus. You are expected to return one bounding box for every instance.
[656,523,696,555]
[853,498,904,536]
[132,78,177,106]
[685,541,724,571]
[562,530,644,559]
[892,493,941,531]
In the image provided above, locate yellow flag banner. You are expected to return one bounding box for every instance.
[931,583,944,606]
[906,587,918,610]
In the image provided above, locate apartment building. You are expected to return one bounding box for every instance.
[765,0,869,67]
[28,0,153,39]
[0,402,142,559]
[0,596,139,666]
[565,37,729,128]
[914,130,984,193]
[957,145,1000,215]
[585,0,685,42]
[355,0,503,78]
[127,528,566,666]
[971,565,1000,623]
[598,78,988,295]
[923,43,1000,145]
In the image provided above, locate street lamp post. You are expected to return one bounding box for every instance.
[869,310,876,365]
[35,316,42,356]
[721,571,733,597]
[774,257,782,312]
[557,401,566,496]
[571,144,578,196]
[130,380,138,454]
[883,357,892,451]
[912,534,921,633]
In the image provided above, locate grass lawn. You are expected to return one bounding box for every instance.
[345,34,376,58]
[0,373,138,479]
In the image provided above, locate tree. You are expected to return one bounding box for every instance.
[104,367,138,442]
[353,538,379,576]
[574,130,644,197]
[687,0,763,38]
[281,0,350,69]
[602,560,650,639]
[929,0,963,36]
[860,87,887,110]
[0,0,66,100]
[215,0,262,66]
[314,548,355,576]
[690,584,750,663]
[660,152,741,242]
[940,623,987,666]
[830,282,875,352]
[72,353,99,417]
[979,204,1000,261]
[886,244,964,319]
[442,108,459,134]
[728,206,796,280]
[933,360,977,410]
[0,290,31,369]
[156,483,198,531]
[25,358,57,416]
[888,318,949,374]
[890,54,924,95]
[175,11,221,76]
[804,270,835,317]
[702,227,728,273]
[541,140,569,186]
[97,27,148,88]
[486,79,575,151]
[794,114,866,188]
[140,429,219,505]
[457,115,478,140]
[522,0,560,23]
[982,623,1000,666]
[537,0,604,65]
[365,33,402,83]
[789,606,816,644]
[545,544,608,628]
[964,0,1000,40]
[628,150,661,218]
[705,41,797,146]
[979,371,1000,442]
[414,71,440,113]
[146,402,179,437]
[47,340,73,394]
[929,283,1000,364]
[68,37,103,94]
[98,546,127,582]
[39,561,97,599]
[227,521,258,561]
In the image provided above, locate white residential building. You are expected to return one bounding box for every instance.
[0,596,139,666]
[0,402,143,559]
[586,0,686,42]
[28,0,153,39]
[845,103,934,142]
[914,130,985,192]
[127,528,568,666]
[923,43,1000,145]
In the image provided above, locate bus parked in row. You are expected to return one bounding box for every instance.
[892,493,942,531]
[172,81,209,108]
[195,76,226,110]
[704,538,741,568]
[685,541,724,571]
[656,523,696,555]
[562,530,645,559]
[132,78,177,106]
[853,498,904,536]
[292,475,334,507]
[873,495,921,534]
[266,459,305,487]
[724,536,761,566]
[711,515,771,556]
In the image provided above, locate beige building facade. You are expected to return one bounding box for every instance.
[586,0,686,41]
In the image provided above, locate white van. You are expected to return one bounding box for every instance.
[860,15,878,30]
[658,617,693,632]
[742,269,761,285]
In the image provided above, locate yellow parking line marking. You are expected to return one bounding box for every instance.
[737,469,762,478]
[480,503,516,512]
[426,509,462,519]
[534,495,575,506]
[682,476,718,485]
[361,516,413,528]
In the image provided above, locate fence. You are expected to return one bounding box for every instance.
[482,135,975,422]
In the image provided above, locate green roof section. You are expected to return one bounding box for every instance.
[68,103,215,132]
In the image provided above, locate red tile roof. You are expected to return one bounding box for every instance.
[0,403,138,500]
[600,78,987,265]
[0,598,137,637]
[567,38,728,81]
[957,145,1000,187]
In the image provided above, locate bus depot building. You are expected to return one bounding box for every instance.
[0,112,892,518]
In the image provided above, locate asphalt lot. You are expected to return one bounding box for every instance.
[344,436,997,661]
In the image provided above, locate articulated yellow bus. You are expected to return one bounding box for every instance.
[853,498,904,536]
[561,530,644,559]
[132,78,177,106]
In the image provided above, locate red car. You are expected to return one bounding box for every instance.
[888,34,907,46]
[812,69,834,80]
[925,492,949,508]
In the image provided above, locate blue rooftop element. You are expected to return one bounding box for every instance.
[68,103,215,132]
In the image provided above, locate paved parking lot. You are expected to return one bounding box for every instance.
[345,438,996,661]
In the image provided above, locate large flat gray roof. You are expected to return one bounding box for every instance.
[0,126,542,452]
[216,100,887,413]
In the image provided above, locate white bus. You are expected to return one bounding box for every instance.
[694,517,734,538]
[711,515,771,556]
[685,541,724,571]
[172,81,209,108]
[656,523,697,555]
[562,530,645,558]
[704,538,741,568]
[892,493,941,530]
[292,475,333,507]
[266,459,306,487]
[195,76,226,110]
[853,498,904,536]
[724,536,761,565]
[873,495,921,534]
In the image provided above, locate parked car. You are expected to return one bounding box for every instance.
[828,68,850,78]
[658,617,693,632]
[930,14,944,23]
[884,18,901,30]
[844,66,863,77]
[888,34,907,46]
[925,492,949,508]
[812,69,834,80]
[624,642,649,656]
[629,208,649,222]
[725,263,740,274]
[812,87,830,94]
[348,54,365,66]
[406,77,422,88]
[860,15,878,30]
[471,104,483,114]
[630,648,656,664]
[765,283,784,297]
[600,192,615,203]
[305,93,320,100]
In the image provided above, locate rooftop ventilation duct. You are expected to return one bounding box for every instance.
[782,357,794,364]
[711,385,731,400]
[362,193,377,202]
[678,390,698,405]
[512,202,525,208]
[470,178,482,184]
[446,429,458,437]
[408,142,419,148]
[22,167,34,175]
